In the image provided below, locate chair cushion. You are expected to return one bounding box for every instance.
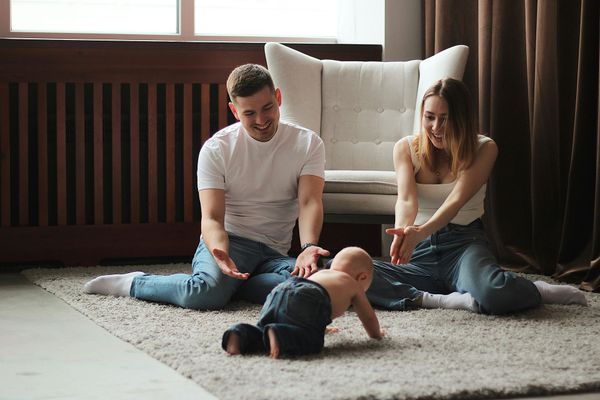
[323,192,396,215]
[324,170,396,195]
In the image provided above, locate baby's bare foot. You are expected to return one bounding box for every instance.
[225,332,241,355]
[267,328,280,359]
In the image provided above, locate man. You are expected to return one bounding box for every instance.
[83,64,329,309]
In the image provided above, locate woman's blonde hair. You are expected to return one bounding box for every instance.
[414,78,478,177]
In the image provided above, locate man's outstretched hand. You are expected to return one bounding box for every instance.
[292,246,330,278]
[212,248,250,280]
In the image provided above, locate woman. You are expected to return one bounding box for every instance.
[366,78,587,314]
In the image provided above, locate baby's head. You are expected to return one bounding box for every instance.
[330,247,374,291]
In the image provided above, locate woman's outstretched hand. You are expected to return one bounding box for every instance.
[386,227,405,265]
[386,226,426,265]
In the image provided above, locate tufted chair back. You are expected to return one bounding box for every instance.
[264,42,469,220]
[266,43,468,171]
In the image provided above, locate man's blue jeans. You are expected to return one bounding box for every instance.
[222,277,332,355]
[366,219,542,315]
[130,234,295,309]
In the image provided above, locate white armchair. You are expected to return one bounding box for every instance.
[264,42,469,230]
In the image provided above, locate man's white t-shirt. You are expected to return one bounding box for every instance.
[197,121,325,255]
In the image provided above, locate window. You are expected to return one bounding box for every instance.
[2,0,338,42]
[11,0,178,35]
[195,0,337,39]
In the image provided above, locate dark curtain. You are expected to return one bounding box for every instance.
[423,0,600,291]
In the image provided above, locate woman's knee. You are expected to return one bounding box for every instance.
[474,274,540,315]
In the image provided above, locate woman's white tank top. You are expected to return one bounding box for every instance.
[407,134,492,226]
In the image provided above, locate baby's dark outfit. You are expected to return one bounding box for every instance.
[222,276,332,355]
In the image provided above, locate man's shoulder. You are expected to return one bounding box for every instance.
[280,120,321,141]
[210,122,242,141]
[201,122,242,151]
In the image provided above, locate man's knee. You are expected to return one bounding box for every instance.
[179,277,235,310]
[179,292,230,310]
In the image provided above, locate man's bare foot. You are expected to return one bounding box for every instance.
[225,332,241,355]
[267,328,280,359]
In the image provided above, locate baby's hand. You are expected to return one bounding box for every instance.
[325,326,340,334]
[371,330,385,340]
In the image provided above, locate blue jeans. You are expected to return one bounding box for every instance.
[366,219,541,315]
[130,234,295,309]
[222,277,332,355]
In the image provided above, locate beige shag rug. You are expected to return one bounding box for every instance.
[22,264,600,400]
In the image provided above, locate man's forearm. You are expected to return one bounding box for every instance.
[298,200,323,245]
[201,219,229,253]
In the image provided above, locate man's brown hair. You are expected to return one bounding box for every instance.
[226,64,275,101]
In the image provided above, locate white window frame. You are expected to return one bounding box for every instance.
[0,0,337,43]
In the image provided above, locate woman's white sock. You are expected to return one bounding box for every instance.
[83,271,145,297]
[533,280,588,306]
[421,292,479,313]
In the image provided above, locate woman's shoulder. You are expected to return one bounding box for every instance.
[477,134,495,146]
[395,135,417,151]
[474,135,498,165]
[394,135,419,172]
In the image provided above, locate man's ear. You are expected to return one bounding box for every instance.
[228,102,240,121]
[275,88,282,106]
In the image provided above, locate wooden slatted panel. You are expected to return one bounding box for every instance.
[56,83,67,226]
[147,83,158,223]
[130,84,140,224]
[112,83,122,224]
[93,82,103,224]
[0,83,9,227]
[75,83,85,225]
[183,83,193,222]
[200,84,210,144]
[166,83,175,223]
[218,84,228,130]
[18,83,28,226]
[38,83,48,226]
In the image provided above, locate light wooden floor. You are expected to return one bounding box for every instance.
[1,273,598,400]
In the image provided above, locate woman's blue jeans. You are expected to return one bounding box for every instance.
[130,234,295,310]
[366,219,541,315]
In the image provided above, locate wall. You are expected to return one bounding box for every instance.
[337,0,422,61]
[0,39,383,267]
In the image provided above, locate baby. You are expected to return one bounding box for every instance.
[222,246,384,358]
